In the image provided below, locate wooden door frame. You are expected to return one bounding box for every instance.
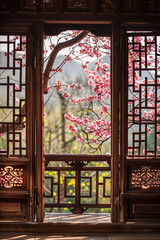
[34,21,121,223]
[34,22,45,222]
[111,21,121,223]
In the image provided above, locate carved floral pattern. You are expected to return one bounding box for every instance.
[131,166,160,189]
[0,166,23,188]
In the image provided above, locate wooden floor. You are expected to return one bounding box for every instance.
[44,213,111,223]
[1,233,160,240]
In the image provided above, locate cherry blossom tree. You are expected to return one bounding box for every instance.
[43,30,111,154]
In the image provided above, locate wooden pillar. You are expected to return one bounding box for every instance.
[111,21,120,223]
[35,22,44,222]
[27,28,35,222]
[119,25,127,223]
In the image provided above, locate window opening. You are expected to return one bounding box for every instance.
[43,29,111,220]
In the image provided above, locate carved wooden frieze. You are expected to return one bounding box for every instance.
[0,166,23,189]
[65,0,89,12]
[131,166,160,189]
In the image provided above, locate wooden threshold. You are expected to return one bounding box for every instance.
[44,213,111,223]
[0,222,160,234]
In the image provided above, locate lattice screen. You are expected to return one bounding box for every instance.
[127,33,160,158]
[0,35,27,157]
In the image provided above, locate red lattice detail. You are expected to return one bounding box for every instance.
[0,166,23,188]
[127,33,160,158]
[0,35,27,157]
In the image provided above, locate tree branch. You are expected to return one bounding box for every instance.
[43,30,89,94]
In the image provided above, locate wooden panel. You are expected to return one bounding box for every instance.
[0,199,27,219]
[128,198,160,220]
[0,201,21,212]
[133,204,160,214]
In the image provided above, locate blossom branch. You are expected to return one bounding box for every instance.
[43,30,89,94]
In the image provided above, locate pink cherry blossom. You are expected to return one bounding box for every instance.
[15,85,20,90]
[65,112,73,120]
[87,95,95,102]
[101,106,108,113]
[63,92,70,98]
[55,81,62,91]
[69,125,77,132]
[78,85,83,90]
[70,83,75,89]
[82,116,89,124]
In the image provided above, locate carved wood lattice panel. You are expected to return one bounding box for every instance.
[0,35,27,157]
[127,33,160,158]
